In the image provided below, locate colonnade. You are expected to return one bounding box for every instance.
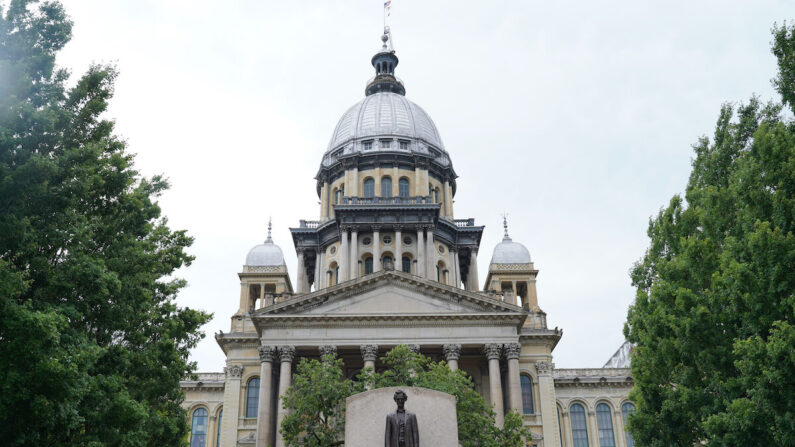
[328,226,477,290]
[245,342,528,447]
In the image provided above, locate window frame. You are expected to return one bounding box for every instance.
[190,407,208,447]
[245,377,260,418]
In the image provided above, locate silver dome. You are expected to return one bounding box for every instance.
[490,236,532,265]
[325,92,445,153]
[245,241,286,267]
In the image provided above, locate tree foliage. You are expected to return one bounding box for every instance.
[625,23,795,447]
[280,345,531,447]
[0,1,211,446]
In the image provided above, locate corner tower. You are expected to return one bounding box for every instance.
[290,29,484,293]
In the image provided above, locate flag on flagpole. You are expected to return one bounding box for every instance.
[384,1,391,16]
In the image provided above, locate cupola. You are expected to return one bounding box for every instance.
[365,28,405,96]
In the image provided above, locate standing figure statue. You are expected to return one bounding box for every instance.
[385,390,419,447]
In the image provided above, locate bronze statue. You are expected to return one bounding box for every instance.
[385,390,419,447]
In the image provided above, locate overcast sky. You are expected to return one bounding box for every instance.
[56,0,791,371]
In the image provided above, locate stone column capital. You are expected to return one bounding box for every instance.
[504,343,521,360]
[443,344,462,361]
[319,345,337,357]
[258,346,276,363]
[360,344,379,362]
[534,361,554,376]
[278,345,296,363]
[225,364,244,379]
[372,225,382,232]
[483,343,503,360]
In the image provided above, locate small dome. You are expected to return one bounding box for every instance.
[490,218,531,264]
[245,241,286,267]
[490,237,532,264]
[245,220,286,267]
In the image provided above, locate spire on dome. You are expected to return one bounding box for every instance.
[502,213,511,240]
[365,27,405,96]
[266,217,273,243]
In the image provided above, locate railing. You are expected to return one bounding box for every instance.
[454,218,475,227]
[338,196,434,206]
[299,220,321,228]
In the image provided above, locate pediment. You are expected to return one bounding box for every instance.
[254,270,522,317]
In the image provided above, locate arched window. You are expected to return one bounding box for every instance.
[433,188,440,203]
[190,408,208,447]
[622,403,636,447]
[246,378,260,418]
[382,255,393,270]
[334,265,339,285]
[520,375,534,414]
[216,409,223,447]
[596,403,616,447]
[402,256,411,273]
[381,177,392,198]
[363,178,375,198]
[398,178,410,197]
[364,257,373,275]
[570,403,589,447]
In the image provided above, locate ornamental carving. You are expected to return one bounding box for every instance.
[258,346,276,363]
[504,343,521,360]
[407,344,421,354]
[278,345,296,363]
[319,345,337,357]
[443,344,462,361]
[483,343,503,360]
[225,364,244,378]
[535,361,554,375]
[361,344,379,362]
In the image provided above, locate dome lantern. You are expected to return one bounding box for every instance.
[366,28,405,96]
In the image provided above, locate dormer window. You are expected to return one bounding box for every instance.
[399,140,409,150]
[380,139,391,149]
[363,141,373,151]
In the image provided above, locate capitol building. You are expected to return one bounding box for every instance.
[181,29,634,447]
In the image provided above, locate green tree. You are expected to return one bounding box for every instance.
[280,345,531,447]
[625,23,795,447]
[0,1,211,446]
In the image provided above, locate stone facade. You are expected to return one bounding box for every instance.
[180,28,634,447]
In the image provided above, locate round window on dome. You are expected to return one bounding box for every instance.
[438,245,445,254]
[329,246,336,255]
[362,237,372,246]
[403,236,413,246]
[383,235,392,245]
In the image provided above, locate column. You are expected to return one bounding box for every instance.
[426,227,435,281]
[450,248,459,287]
[351,166,359,196]
[319,345,337,359]
[443,344,462,371]
[256,347,276,447]
[560,409,572,447]
[614,407,627,447]
[275,346,296,447]
[349,228,358,280]
[417,229,426,278]
[319,181,327,218]
[535,361,562,447]
[587,408,599,447]
[317,251,325,289]
[414,166,422,196]
[395,228,403,272]
[314,251,321,292]
[504,343,522,414]
[373,227,381,272]
[469,250,479,291]
[296,249,306,293]
[361,344,379,370]
[443,179,451,217]
[219,365,243,447]
[483,343,504,427]
[339,228,349,282]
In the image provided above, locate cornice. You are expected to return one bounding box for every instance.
[256,313,526,329]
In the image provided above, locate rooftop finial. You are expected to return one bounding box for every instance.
[502,213,511,240]
[266,217,273,243]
